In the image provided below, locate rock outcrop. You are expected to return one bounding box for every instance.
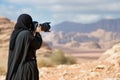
[38,43,120,80]
[0,17,15,48]
[0,16,11,24]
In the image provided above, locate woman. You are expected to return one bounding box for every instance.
[6,14,42,80]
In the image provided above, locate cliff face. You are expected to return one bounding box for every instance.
[0,17,15,78]
[0,17,15,48]
[0,16,11,24]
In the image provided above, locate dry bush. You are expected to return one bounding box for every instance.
[50,49,76,65]
[50,49,67,65]
[37,56,53,67]
[37,49,76,67]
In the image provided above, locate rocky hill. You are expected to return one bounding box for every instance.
[1,42,118,80]
[49,18,120,49]
[1,42,120,80]
[44,29,120,49]
[0,16,12,24]
[0,17,15,48]
[33,43,120,80]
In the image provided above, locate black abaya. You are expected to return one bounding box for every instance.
[6,14,42,80]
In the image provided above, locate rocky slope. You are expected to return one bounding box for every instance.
[38,43,120,80]
[0,17,15,48]
[2,41,117,80]
[1,43,117,80]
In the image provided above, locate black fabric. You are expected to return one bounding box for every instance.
[6,14,42,80]
[9,14,34,50]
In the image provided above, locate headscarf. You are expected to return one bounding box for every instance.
[9,14,34,50]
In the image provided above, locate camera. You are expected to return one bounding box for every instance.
[33,21,51,32]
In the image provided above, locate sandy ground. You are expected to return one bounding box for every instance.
[0,45,115,80]
[53,45,106,63]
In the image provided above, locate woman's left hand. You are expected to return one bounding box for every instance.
[35,24,41,32]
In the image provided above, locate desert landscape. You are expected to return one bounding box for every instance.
[0,17,120,80]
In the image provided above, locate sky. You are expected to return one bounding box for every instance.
[0,0,120,25]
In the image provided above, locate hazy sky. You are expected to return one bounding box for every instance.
[0,0,120,25]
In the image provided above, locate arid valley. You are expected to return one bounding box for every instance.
[0,17,120,80]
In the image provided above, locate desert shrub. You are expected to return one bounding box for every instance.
[50,49,67,65]
[37,56,53,67]
[65,56,76,64]
[37,49,76,67]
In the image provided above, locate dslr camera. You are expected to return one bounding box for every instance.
[33,21,51,32]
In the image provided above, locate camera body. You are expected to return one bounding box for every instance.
[33,21,51,32]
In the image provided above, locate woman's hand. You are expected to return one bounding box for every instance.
[35,24,41,32]
[33,24,41,36]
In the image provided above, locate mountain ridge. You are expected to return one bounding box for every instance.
[53,18,120,33]
[1,16,120,49]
